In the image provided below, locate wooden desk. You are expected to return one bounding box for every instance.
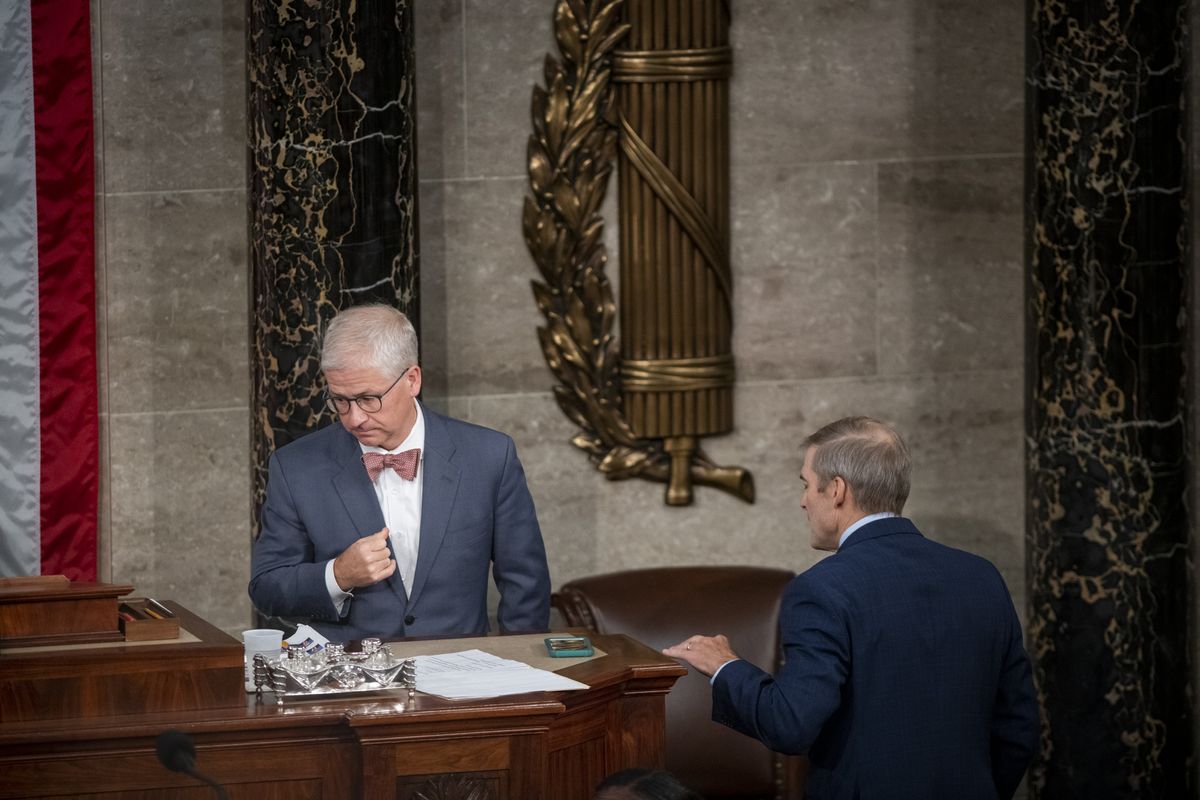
[0,612,685,800]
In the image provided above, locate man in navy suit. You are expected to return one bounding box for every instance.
[665,417,1038,799]
[249,304,551,642]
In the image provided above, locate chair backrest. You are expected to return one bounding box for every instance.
[555,565,804,799]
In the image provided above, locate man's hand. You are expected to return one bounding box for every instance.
[332,528,396,590]
[663,634,740,677]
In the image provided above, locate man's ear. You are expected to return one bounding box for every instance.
[830,475,849,507]
[406,365,423,396]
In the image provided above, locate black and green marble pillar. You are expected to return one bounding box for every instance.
[1026,1,1192,796]
[247,0,419,522]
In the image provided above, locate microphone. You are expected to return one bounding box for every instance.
[155,729,230,799]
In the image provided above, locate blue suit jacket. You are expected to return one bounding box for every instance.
[248,404,551,642]
[713,517,1038,800]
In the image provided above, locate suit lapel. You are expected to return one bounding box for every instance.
[331,426,386,534]
[330,425,408,604]
[409,406,461,607]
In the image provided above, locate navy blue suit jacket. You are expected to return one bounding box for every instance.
[713,517,1038,800]
[248,404,551,642]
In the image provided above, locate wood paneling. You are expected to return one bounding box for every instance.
[0,604,242,723]
[0,581,133,644]
[0,632,683,800]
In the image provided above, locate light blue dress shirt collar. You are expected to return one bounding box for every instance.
[837,511,898,549]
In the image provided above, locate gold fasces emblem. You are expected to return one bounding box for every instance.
[524,0,752,506]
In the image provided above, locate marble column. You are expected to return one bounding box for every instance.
[1026,1,1192,796]
[247,0,419,522]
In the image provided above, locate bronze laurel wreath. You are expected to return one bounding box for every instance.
[523,0,754,503]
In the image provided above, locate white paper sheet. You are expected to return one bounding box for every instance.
[413,648,589,699]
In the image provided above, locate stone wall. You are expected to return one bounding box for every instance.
[93,0,1026,631]
[415,0,1027,611]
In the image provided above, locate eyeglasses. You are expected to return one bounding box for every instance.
[325,367,411,415]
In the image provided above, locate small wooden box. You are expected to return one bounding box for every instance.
[118,598,180,642]
[0,576,131,647]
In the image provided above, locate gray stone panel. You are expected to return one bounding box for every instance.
[104,191,249,415]
[417,180,449,401]
[730,0,1022,167]
[463,0,555,178]
[109,408,251,632]
[732,162,877,381]
[877,157,1023,375]
[439,178,553,396]
[99,0,245,193]
[415,0,466,181]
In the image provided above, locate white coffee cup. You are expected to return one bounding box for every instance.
[242,628,284,691]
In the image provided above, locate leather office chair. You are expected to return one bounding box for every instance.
[554,566,807,800]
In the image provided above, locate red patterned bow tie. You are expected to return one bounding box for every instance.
[362,449,421,482]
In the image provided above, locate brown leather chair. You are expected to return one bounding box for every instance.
[554,566,807,800]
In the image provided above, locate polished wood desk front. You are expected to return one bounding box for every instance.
[0,613,686,800]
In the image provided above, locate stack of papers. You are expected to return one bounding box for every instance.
[414,649,589,699]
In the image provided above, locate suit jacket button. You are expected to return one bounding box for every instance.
[404,615,415,625]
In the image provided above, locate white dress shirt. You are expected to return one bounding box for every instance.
[325,401,426,610]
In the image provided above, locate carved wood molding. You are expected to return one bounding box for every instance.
[410,774,495,800]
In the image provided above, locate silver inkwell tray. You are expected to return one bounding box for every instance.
[253,637,416,704]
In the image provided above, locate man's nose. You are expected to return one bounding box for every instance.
[343,403,368,425]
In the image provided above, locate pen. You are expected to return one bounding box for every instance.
[145,598,175,619]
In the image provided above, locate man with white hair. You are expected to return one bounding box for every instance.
[665,416,1038,800]
[249,304,551,641]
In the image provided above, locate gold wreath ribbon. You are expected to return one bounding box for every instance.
[611,46,733,82]
[621,354,735,392]
[618,115,732,314]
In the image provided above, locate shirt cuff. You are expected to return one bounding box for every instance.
[324,559,353,614]
[710,658,739,685]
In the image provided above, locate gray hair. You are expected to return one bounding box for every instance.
[801,416,911,514]
[320,304,418,375]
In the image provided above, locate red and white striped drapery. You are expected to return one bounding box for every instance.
[0,0,97,579]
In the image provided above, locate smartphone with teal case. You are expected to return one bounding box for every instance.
[544,635,594,657]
